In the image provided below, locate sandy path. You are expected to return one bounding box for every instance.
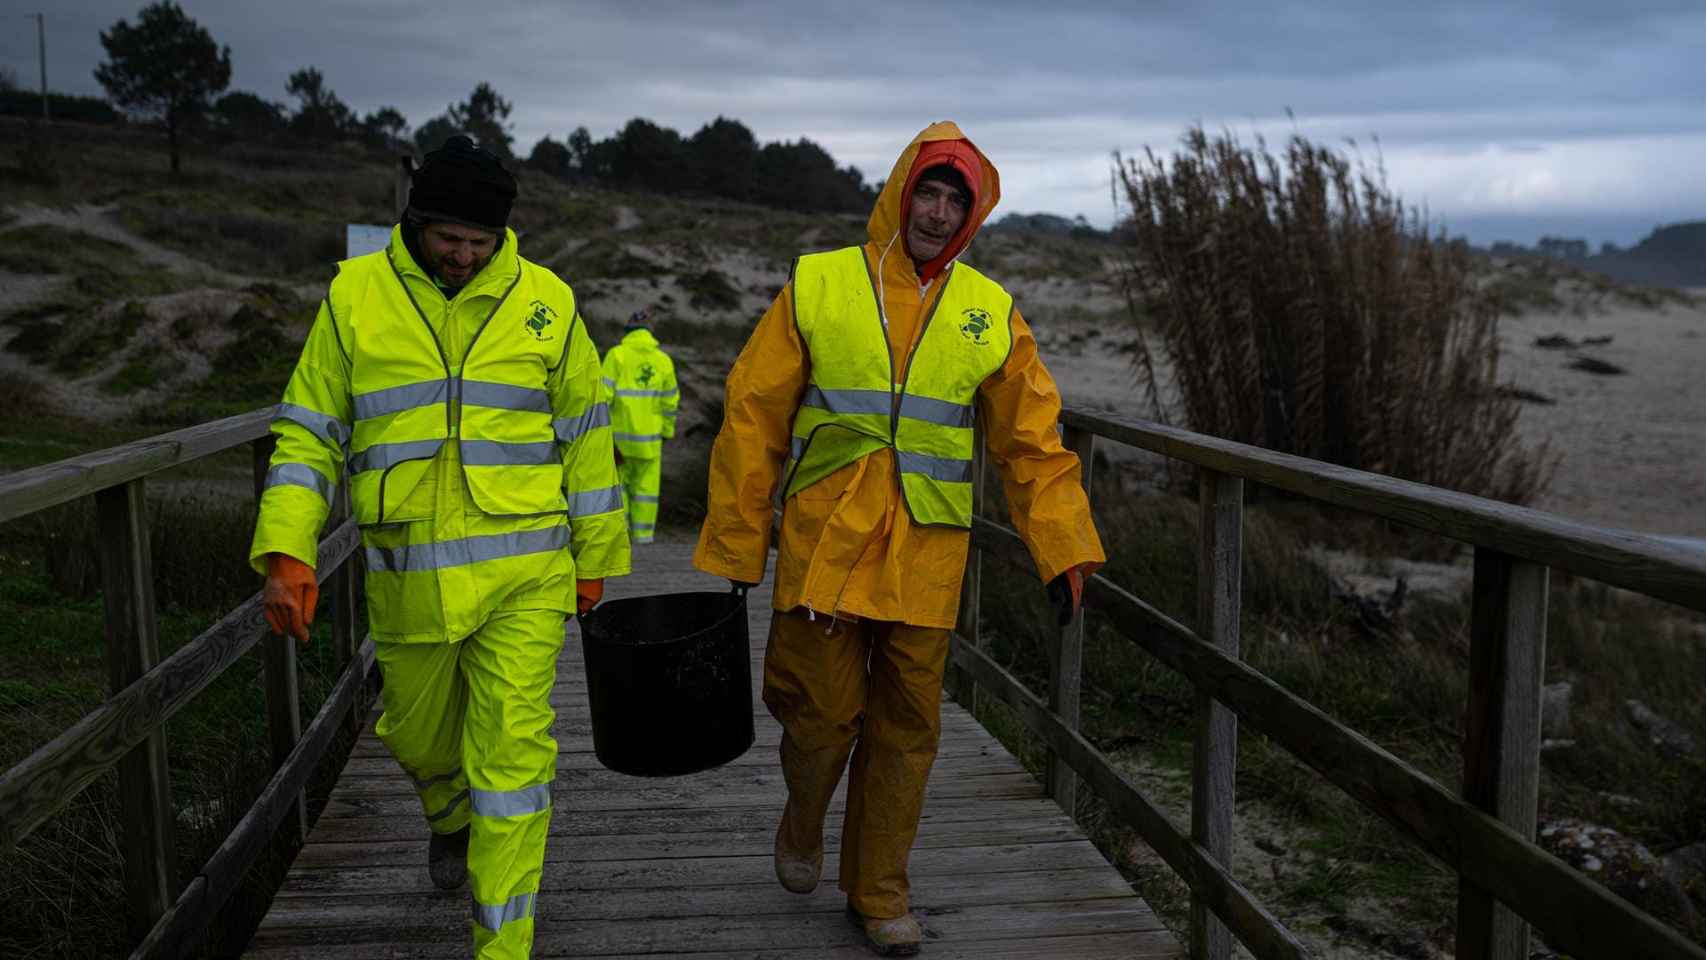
[6,202,253,286]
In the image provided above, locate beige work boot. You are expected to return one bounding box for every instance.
[773,825,823,894]
[846,902,923,956]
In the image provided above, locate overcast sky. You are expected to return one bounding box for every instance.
[4,0,1702,245]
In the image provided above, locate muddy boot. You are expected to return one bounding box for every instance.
[845,902,923,956]
[773,812,823,894]
[427,824,470,890]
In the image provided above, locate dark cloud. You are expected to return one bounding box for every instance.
[3,1,1702,243]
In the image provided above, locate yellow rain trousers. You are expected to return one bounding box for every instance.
[617,455,662,543]
[602,327,678,544]
[250,227,630,959]
[694,122,1105,919]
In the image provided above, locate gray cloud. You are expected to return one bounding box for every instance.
[3,0,1702,243]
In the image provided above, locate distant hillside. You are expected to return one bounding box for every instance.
[1491,221,1706,290]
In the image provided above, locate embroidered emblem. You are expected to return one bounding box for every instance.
[637,362,656,386]
[524,300,557,341]
[958,307,992,345]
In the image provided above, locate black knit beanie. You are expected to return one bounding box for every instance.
[406,135,517,232]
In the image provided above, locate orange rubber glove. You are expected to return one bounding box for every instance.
[576,578,604,616]
[264,553,319,646]
[1046,562,1100,626]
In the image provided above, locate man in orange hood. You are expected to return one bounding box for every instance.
[695,122,1103,956]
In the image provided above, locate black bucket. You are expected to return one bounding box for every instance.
[578,590,756,777]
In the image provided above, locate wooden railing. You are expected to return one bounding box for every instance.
[949,406,1706,960]
[0,407,370,959]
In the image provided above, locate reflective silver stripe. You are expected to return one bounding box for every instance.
[348,438,444,474]
[802,385,893,416]
[265,463,333,502]
[353,379,450,420]
[462,379,552,414]
[788,436,806,460]
[472,891,536,931]
[408,767,462,791]
[613,388,676,398]
[568,484,624,517]
[275,403,350,449]
[600,376,616,389]
[553,403,611,443]
[366,526,570,573]
[470,784,551,818]
[426,789,470,822]
[898,394,974,429]
[461,440,559,466]
[897,451,973,483]
[614,431,663,443]
[632,494,660,503]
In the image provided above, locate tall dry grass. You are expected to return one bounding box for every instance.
[1115,127,1552,503]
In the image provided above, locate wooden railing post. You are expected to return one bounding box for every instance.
[97,478,176,939]
[1192,468,1243,960]
[1046,426,1094,816]
[253,437,307,843]
[329,480,360,736]
[1457,547,1549,960]
[950,428,987,706]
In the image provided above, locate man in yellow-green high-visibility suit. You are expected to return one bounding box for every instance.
[250,135,630,960]
[601,308,679,544]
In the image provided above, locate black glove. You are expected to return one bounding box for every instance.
[1046,568,1086,627]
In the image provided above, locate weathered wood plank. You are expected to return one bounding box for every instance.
[949,629,1311,960]
[948,427,988,703]
[98,479,175,938]
[1065,553,1706,960]
[130,638,375,960]
[1457,549,1549,960]
[1047,424,1093,817]
[0,519,360,854]
[1060,408,1706,614]
[1192,469,1242,960]
[0,406,275,524]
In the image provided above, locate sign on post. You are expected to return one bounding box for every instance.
[345,224,392,259]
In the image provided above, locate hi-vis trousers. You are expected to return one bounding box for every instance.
[762,608,950,919]
[618,455,661,544]
[375,608,565,959]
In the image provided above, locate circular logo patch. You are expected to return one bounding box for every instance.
[958,308,993,345]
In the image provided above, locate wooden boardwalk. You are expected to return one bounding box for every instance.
[246,542,1181,958]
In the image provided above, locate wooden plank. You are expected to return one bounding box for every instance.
[263,867,1137,923]
[98,478,175,938]
[0,519,360,854]
[1192,469,1242,960]
[131,639,376,960]
[250,900,1177,958]
[1060,554,1706,960]
[1058,408,1706,614]
[950,633,1312,960]
[248,931,1177,960]
[948,426,987,703]
[1457,549,1549,960]
[273,840,1121,897]
[1047,424,1093,816]
[256,435,308,844]
[0,406,275,524]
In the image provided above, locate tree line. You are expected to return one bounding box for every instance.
[58,1,874,213]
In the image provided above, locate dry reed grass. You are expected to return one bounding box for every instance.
[1115,127,1553,503]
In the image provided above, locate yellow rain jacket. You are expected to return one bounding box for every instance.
[249,226,631,642]
[694,122,1104,627]
[601,327,680,458]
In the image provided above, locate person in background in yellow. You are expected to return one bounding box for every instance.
[601,307,679,544]
[693,121,1103,956]
[251,135,629,960]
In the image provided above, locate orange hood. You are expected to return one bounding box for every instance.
[867,121,1002,272]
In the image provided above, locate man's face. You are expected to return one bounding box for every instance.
[418,222,499,286]
[905,177,970,263]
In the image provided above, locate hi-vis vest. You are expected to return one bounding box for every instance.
[333,249,576,525]
[783,246,1013,528]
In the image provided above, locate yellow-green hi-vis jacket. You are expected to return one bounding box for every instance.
[600,327,680,459]
[784,246,1013,528]
[249,226,631,643]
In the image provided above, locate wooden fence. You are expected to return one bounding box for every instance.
[949,406,1706,960]
[0,408,370,959]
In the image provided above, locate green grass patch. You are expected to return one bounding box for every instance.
[0,224,139,275]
